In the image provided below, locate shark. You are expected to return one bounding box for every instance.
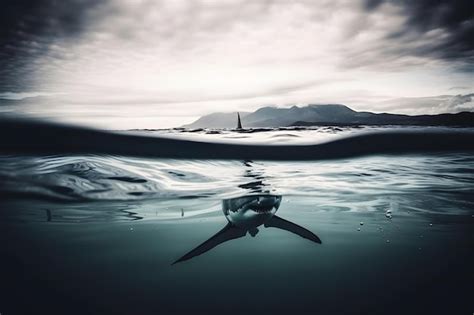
[172,194,321,264]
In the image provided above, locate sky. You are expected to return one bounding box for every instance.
[0,0,473,129]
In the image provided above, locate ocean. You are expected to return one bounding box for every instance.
[0,124,473,314]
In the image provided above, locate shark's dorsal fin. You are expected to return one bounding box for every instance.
[237,112,243,129]
[264,215,322,244]
[172,223,247,265]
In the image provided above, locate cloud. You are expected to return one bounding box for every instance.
[437,93,474,112]
[363,0,474,70]
[359,93,474,114]
[449,86,471,90]
[0,91,62,100]
[0,0,103,91]
[0,0,473,128]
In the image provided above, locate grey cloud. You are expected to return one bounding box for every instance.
[2,0,472,90]
[449,86,470,90]
[0,78,328,108]
[373,93,474,114]
[363,0,474,69]
[1,0,473,128]
[0,0,104,91]
[438,93,474,111]
[1,0,281,92]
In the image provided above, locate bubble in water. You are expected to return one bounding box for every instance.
[130,227,134,231]
[360,222,364,226]
[429,223,433,227]
[386,240,390,243]
[357,228,361,231]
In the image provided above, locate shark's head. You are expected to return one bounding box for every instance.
[222,194,282,230]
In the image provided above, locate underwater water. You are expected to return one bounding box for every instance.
[0,126,473,314]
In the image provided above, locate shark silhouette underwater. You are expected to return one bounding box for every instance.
[173,194,322,264]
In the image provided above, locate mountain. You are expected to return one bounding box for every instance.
[183,104,358,128]
[291,111,474,126]
[183,104,474,128]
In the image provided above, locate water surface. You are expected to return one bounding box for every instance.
[0,126,473,314]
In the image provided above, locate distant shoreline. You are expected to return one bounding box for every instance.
[184,104,474,129]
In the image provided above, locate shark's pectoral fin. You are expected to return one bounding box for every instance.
[264,215,322,244]
[172,223,247,265]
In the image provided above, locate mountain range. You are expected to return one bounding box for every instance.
[183,104,474,128]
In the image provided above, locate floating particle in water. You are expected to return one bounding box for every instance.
[386,240,390,243]
[130,227,134,231]
[357,228,361,231]
[181,208,184,217]
[45,209,52,222]
[429,223,433,227]
[360,222,364,226]
[385,209,392,219]
[420,235,423,238]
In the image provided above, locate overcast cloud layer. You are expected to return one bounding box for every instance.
[1,0,473,128]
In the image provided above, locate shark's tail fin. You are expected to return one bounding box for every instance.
[264,215,322,244]
[172,223,247,265]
